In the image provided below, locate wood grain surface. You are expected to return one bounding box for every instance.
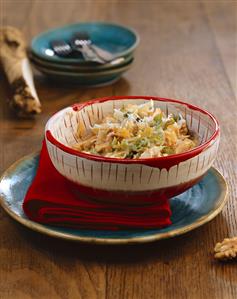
[0,1,237,299]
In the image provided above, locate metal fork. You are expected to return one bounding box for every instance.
[50,40,73,57]
[71,32,115,62]
[50,35,123,65]
[50,39,103,63]
[70,32,105,63]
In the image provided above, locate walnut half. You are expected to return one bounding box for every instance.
[214,237,237,261]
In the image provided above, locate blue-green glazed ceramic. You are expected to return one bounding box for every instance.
[32,58,133,86]
[31,22,139,64]
[29,51,134,71]
[0,153,228,244]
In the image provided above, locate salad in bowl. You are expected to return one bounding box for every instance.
[73,100,198,159]
[45,96,219,204]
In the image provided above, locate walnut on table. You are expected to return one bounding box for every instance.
[0,26,41,117]
[214,237,237,261]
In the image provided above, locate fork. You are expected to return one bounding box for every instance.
[50,36,123,65]
[71,32,115,62]
[50,39,104,63]
[50,40,73,57]
[70,33,105,64]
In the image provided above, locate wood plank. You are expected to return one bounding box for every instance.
[202,0,237,98]
[1,0,34,29]
[0,1,237,299]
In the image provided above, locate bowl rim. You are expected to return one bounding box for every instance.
[31,21,140,64]
[45,96,220,164]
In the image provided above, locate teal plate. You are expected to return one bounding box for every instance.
[0,153,228,244]
[29,51,134,71]
[32,57,133,86]
[31,22,139,64]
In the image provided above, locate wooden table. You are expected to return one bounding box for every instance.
[1,1,237,298]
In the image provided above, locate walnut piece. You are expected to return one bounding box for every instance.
[214,237,237,261]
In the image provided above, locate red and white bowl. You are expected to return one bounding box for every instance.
[45,96,220,204]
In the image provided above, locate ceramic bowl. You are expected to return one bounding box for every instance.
[31,22,139,65]
[45,96,220,204]
[32,58,134,86]
[29,50,134,71]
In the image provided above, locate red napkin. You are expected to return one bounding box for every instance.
[23,141,172,230]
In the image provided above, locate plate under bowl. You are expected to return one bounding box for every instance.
[0,152,228,244]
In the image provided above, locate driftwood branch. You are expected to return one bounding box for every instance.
[0,26,41,117]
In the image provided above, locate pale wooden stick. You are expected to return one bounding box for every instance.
[0,26,41,117]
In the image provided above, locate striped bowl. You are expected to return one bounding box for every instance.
[45,96,220,204]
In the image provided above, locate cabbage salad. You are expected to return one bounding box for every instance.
[73,100,198,159]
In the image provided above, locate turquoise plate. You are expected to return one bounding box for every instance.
[0,153,228,244]
[31,22,139,64]
[29,51,134,71]
[32,58,133,86]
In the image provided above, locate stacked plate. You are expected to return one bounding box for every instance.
[29,22,139,87]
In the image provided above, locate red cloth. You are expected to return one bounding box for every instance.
[23,141,172,230]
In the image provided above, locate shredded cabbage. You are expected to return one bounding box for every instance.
[73,100,198,159]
